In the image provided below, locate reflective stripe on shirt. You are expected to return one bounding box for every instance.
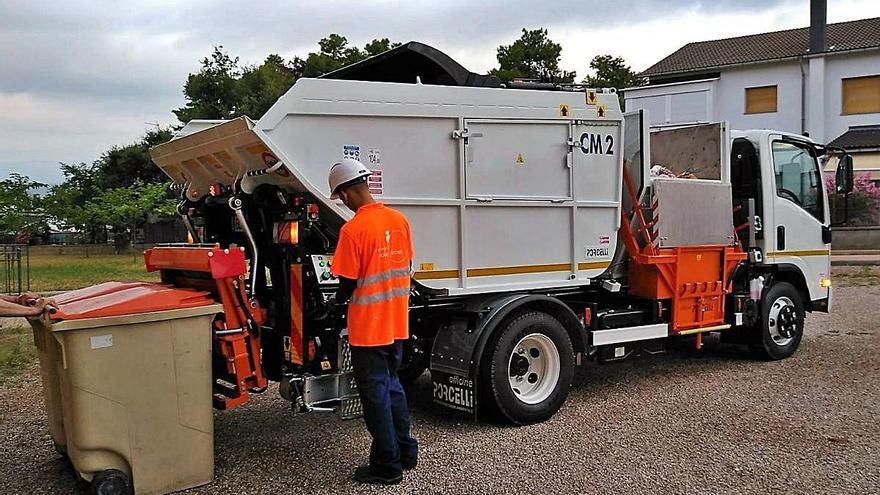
[350,286,411,306]
[356,267,412,288]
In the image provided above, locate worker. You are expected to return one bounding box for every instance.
[0,292,52,317]
[328,158,418,485]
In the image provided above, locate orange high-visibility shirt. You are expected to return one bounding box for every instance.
[330,203,413,347]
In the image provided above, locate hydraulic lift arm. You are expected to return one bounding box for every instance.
[145,245,268,409]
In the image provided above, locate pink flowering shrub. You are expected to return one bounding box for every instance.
[826,172,880,226]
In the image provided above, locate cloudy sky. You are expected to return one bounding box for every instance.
[2,0,879,184]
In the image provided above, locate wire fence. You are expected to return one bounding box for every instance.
[0,244,30,295]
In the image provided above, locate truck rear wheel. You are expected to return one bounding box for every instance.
[750,282,804,360]
[483,311,574,425]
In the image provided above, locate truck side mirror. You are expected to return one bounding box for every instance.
[836,154,854,194]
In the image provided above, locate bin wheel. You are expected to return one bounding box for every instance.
[89,469,132,495]
[52,440,67,457]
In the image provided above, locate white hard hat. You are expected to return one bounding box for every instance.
[328,158,371,199]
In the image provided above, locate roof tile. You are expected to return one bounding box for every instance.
[642,17,880,77]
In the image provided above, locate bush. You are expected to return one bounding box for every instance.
[826,173,880,226]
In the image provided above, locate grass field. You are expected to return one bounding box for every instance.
[0,327,36,384]
[26,253,159,292]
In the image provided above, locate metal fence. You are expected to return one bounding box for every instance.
[0,244,30,295]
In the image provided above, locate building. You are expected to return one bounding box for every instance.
[623,2,880,181]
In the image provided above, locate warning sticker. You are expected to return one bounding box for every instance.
[368,169,383,195]
[515,153,525,165]
[586,90,598,105]
[367,147,381,166]
[597,105,607,118]
[420,262,435,271]
[343,145,360,161]
[558,104,571,117]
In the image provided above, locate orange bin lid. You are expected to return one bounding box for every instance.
[49,281,216,321]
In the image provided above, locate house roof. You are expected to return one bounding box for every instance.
[828,125,880,150]
[642,17,880,78]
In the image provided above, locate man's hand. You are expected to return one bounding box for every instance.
[16,292,42,306]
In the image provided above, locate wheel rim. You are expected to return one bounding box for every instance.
[768,296,798,346]
[507,333,560,404]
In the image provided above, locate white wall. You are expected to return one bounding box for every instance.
[823,51,880,141]
[624,79,715,125]
[714,62,804,135]
[625,50,880,144]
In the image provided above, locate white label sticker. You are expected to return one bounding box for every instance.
[90,334,113,349]
[585,245,610,258]
[367,147,381,166]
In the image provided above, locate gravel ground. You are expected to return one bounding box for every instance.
[1,286,878,495]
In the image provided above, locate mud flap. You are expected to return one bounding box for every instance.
[431,370,476,415]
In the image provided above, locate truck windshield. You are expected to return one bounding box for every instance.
[772,141,824,222]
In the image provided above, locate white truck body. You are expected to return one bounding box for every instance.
[153,78,633,296]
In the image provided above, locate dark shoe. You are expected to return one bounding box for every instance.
[353,465,402,485]
[402,457,418,470]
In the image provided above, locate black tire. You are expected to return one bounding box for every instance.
[482,311,574,425]
[749,282,805,360]
[89,469,132,495]
[52,440,67,457]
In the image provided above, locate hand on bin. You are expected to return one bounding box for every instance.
[0,293,53,317]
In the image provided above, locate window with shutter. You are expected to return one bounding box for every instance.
[744,85,777,114]
[842,75,880,115]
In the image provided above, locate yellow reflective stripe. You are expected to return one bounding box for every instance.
[413,261,611,280]
[765,250,830,258]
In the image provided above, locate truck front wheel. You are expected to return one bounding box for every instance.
[483,311,574,425]
[750,282,805,360]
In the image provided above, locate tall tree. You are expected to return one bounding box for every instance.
[95,128,173,189]
[175,37,399,123]
[0,174,46,238]
[490,28,576,83]
[236,54,300,119]
[174,46,241,122]
[300,35,399,78]
[84,181,177,250]
[582,55,642,107]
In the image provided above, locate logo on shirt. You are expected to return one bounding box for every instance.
[377,228,406,262]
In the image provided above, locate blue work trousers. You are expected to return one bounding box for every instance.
[350,340,418,477]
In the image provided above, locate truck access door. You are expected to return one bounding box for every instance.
[764,134,831,304]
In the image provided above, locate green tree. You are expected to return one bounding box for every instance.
[43,163,103,242]
[490,28,576,83]
[174,46,241,122]
[0,174,46,238]
[582,55,642,108]
[85,181,177,250]
[363,37,400,57]
[95,128,173,189]
[301,35,399,78]
[174,36,400,123]
[236,54,300,119]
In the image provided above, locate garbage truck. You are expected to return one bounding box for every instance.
[146,69,853,426]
